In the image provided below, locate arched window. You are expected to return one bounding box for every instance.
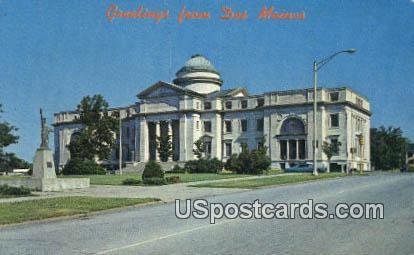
[280,118,305,135]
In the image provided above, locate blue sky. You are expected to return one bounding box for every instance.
[0,0,413,161]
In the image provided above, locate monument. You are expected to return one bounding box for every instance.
[0,109,90,191]
[32,109,56,179]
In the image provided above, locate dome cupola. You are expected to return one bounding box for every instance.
[173,54,223,94]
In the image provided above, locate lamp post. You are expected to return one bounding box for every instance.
[313,49,356,176]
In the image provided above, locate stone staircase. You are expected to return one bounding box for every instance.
[121,161,185,173]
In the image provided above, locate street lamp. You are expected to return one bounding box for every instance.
[312,49,356,176]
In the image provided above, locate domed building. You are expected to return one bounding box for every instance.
[54,54,371,172]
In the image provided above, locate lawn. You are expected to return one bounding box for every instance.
[0,196,159,225]
[190,173,350,189]
[61,172,252,185]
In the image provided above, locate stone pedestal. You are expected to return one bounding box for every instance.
[33,148,56,179]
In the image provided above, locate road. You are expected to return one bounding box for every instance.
[1,172,413,255]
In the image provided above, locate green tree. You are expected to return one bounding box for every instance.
[67,95,118,161]
[0,104,22,172]
[157,135,173,162]
[0,104,19,152]
[322,141,342,173]
[370,126,408,170]
[193,138,206,159]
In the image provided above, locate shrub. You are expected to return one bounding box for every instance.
[62,158,106,175]
[0,185,31,196]
[142,161,164,185]
[225,149,271,175]
[251,150,271,174]
[143,177,167,185]
[184,158,223,173]
[165,176,180,184]
[225,154,241,173]
[169,164,186,173]
[122,178,141,186]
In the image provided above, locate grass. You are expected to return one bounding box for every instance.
[0,196,159,225]
[190,173,350,189]
[61,172,251,185]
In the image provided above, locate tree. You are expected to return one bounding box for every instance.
[0,104,19,152]
[322,140,342,173]
[370,126,408,170]
[193,138,206,159]
[0,104,23,172]
[67,95,118,161]
[157,135,173,162]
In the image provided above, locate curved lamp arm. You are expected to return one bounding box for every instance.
[315,49,356,71]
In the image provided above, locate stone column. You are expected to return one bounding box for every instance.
[155,121,160,161]
[168,121,173,162]
[179,114,187,161]
[286,140,290,160]
[296,139,299,160]
[139,117,149,162]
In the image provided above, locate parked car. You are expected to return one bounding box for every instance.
[285,163,326,173]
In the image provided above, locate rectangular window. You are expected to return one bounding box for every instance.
[330,114,339,128]
[126,127,130,138]
[331,138,339,155]
[196,102,200,109]
[204,102,212,110]
[330,92,339,102]
[257,98,264,107]
[204,121,212,132]
[196,121,200,130]
[256,118,264,131]
[224,142,232,157]
[225,101,232,109]
[241,119,247,132]
[225,120,232,133]
[241,100,248,109]
[205,141,212,157]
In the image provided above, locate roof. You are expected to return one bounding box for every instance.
[176,54,219,76]
[205,87,249,99]
[137,81,204,99]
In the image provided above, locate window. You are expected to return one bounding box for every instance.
[196,121,200,130]
[257,98,264,107]
[204,121,212,132]
[224,142,232,157]
[330,137,340,155]
[330,92,339,102]
[256,118,264,131]
[204,102,212,110]
[196,102,200,109]
[204,141,212,157]
[225,120,232,133]
[126,127,130,138]
[241,100,248,109]
[225,101,232,109]
[330,114,339,128]
[241,119,247,132]
[257,141,264,150]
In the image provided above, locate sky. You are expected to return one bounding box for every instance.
[0,0,413,161]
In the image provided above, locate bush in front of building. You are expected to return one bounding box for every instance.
[0,184,31,196]
[62,158,106,175]
[184,158,223,173]
[142,161,166,185]
[122,178,141,186]
[168,164,186,173]
[225,146,271,175]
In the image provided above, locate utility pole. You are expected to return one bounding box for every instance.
[119,110,122,175]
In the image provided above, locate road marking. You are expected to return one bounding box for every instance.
[95,219,234,254]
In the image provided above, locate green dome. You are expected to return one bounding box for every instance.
[176,54,219,75]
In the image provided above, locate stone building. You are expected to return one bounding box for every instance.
[54,54,371,171]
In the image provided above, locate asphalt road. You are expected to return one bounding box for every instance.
[1,172,413,255]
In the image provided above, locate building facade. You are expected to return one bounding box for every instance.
[54,54,371,171]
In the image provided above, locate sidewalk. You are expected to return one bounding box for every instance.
[0,173,298,203]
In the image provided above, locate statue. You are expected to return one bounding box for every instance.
[40,108,52,148]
